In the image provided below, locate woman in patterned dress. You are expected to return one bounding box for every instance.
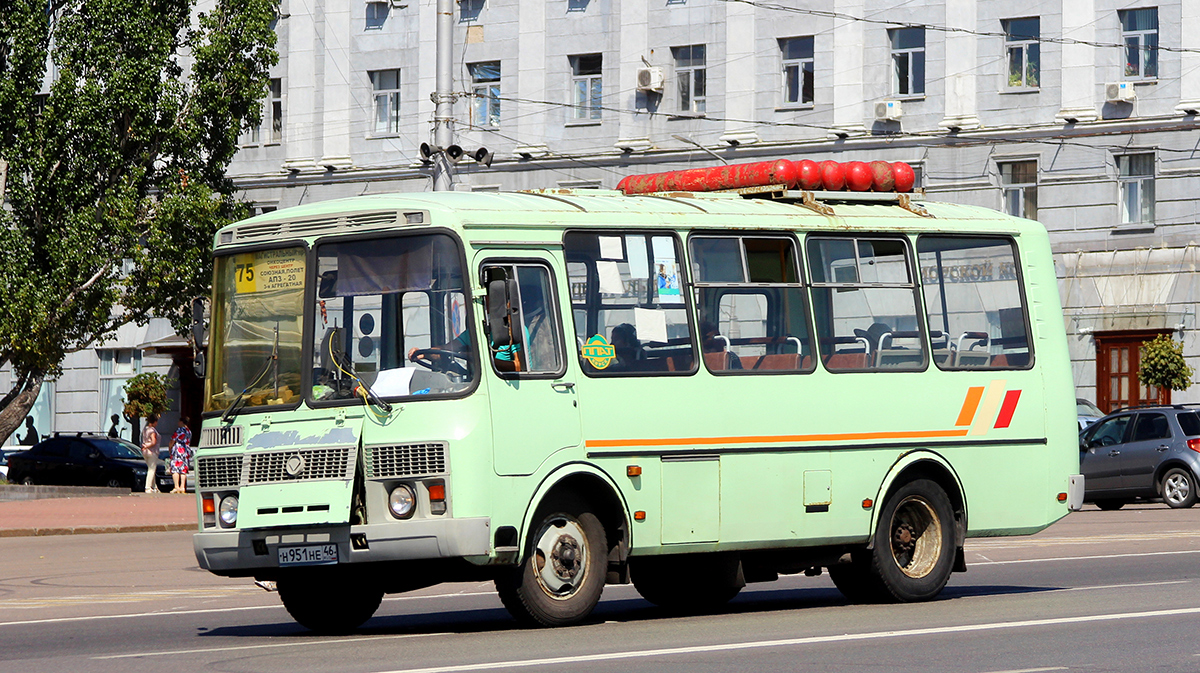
[169,417,193,493]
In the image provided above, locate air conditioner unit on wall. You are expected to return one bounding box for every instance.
[636,67,665,92]
[874,100,903,121]
[1106,82,1136,103]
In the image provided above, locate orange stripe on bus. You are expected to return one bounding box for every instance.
[955,387,985,427]
[585,429,970,449]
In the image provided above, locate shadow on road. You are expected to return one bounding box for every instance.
[198,581,1059,639]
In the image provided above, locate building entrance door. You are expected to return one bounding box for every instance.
[1095,330,1171,412]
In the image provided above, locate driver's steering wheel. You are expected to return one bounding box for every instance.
[411,349,470,377]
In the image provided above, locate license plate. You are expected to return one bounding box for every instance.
[277,544,339,567]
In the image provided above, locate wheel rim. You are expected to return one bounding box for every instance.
[532,515,588,599]
[889,495,943,579]
[1165,473,1191,504]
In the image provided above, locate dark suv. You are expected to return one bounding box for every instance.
[6,433,174,492]
[1079,406,1200,510]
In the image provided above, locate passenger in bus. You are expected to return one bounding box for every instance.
[701,321,742,370]
[609,323,642,371]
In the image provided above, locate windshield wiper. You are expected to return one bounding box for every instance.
[221,326,279,424]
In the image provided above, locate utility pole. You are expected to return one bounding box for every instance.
[432,0,455,191]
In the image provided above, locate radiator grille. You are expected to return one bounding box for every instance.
[366,443,447,479]
[200,426,243,448]
[197,455,243,489]
[247,447,353,483]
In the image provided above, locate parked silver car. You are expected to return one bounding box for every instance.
[1079,405,1200,509]
[1077,398,1104,430]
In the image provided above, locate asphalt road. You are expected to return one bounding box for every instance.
[4,505,1200,673]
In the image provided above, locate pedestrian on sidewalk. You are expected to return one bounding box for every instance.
[169,417,192,493]
[140,414,160,493]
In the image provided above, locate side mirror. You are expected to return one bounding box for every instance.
[190,297,207,378]
[486,276,522,349]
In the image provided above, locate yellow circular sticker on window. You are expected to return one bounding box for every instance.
[581,335,615,369]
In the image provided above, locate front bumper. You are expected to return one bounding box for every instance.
[193,516,491,574]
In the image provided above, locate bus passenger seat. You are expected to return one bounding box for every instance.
[704,351,727,371]
[824,353,868,370]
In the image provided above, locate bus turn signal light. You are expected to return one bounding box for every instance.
[634,511,646,521]
[627,465,642,477]
[428,483,446,502]
[202,497,215,514]
[862,499,874,509]
[1057,492,1068,502]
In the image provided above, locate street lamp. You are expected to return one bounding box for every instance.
[671,135,729,165]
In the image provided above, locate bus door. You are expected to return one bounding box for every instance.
[479,256,581,476]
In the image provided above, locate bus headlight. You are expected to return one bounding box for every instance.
[219,495,239,527]
[389,485,416,519]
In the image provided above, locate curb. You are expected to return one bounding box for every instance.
[0,523,196,538]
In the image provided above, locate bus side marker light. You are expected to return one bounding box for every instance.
[634,511,646,521]
[627,465,642,477]
[1057,492,1068,503]
[861,499,874,509]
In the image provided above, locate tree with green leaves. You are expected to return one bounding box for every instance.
[122,371,171,421]
[0,0,277,444]
[1139,334,1195,393]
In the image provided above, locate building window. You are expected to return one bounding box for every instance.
[99,350,141,444]
[1003,18,1040,89]
[570,54,602,120]
[241,78,282,145]
[460,0,484,22]
[1117,153,1155,226]
[1120,8,1158,80]
[469,61,500,128]
[369,69,401,135]
[366,2,388,29]
[890,27,925,96]
[779,37,814,107]
[673,45,706,114]
[999,160,1037,220]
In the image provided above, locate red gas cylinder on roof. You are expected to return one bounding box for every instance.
[795,159,822,190]
[891,162,916,193]
[819,161,846,191]
[616,159,800,195]
[869,161,894,191]
[844,161,873,192]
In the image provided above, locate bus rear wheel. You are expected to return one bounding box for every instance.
[496,495,607,627]
[870,479,956,602]
[631,553,743,613]
[277,569,384,634]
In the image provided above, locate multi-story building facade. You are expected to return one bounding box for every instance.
[7,0,1199,448]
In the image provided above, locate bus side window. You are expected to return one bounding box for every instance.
[482,263,565,376]
[690,234,815,374]
[916,236,1032,370]
[563,231,696,375]
[807,236,925,372]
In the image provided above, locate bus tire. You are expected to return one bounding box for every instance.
[869,479,956,602]
[277,570,383,634]
[630,553,743,613]
[828,553,888,604]
[496,495,607,627]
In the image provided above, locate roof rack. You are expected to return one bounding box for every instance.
[1107,403,1197,414]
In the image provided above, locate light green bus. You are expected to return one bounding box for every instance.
[192,183,1083,633]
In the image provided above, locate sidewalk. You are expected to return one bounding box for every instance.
[0,492,197,537]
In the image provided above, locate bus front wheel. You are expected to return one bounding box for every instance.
[496,495,607,627]
[277,570,384,634]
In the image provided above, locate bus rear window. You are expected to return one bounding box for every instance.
[917,236,1031,370]
[1178,412,1200,437]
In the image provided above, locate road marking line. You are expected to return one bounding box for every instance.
[1061,580,1187,592]
[972,548,1200,565]
[978,668,1067,673]
[93,632,443,659]
[375,607,1200,673]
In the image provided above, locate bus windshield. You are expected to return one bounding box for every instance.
[206,247,307,414]
[310,233,472,402]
